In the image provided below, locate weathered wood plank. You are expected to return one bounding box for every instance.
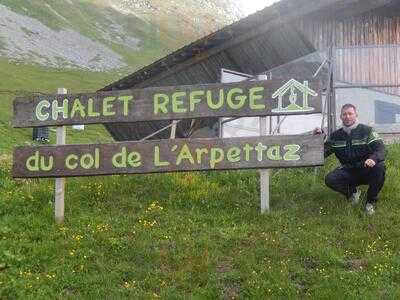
[13,77,324,128]
[12,134,324,178]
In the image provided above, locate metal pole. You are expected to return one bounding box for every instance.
[140,120,181,141]
[326,46,335,136]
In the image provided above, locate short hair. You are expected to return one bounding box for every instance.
[341,103,357,112]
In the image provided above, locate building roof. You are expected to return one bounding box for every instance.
[100,0,394,141]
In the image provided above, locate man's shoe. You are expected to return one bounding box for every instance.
[350,189,361,205]
[365,203,375,215]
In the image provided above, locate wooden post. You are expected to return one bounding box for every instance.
[218,118,223,138]
[260,117,270,213]
[170,120,178,139]
[55,88,67,224]
[258,74,270,213]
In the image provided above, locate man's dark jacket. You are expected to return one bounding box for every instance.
[325,124,386,168]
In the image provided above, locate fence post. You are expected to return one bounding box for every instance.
[55,88,67,224]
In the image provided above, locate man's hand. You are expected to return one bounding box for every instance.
[365,159,376,168]
[313,127,323,135]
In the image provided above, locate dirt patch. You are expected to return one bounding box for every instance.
[301,257,320,270]
[343,259,368,270]
[216,260,240,299]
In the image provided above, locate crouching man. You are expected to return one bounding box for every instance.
[314,104,386,215]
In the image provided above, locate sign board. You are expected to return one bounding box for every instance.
[13,77,324,128]
[12,134,324,178]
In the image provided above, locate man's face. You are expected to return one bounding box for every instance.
[340,107,358,127]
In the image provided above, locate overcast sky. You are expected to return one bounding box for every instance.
[236,0,280,15]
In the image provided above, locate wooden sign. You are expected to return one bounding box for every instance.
[12,134,324,178]
[13,77,324,128]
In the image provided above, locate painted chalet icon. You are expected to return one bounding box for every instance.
[272,79,318,113]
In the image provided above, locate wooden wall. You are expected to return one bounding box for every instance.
[296,13,400,49]
[296,12,400,95]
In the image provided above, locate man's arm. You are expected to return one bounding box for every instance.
[324,137,334,158]
[367,129,385,163]
[314,128,334,158]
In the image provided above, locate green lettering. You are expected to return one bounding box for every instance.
[112,147,127,168]
[94,148,100,169]
[118,95,133,116]
[243,144,254,161]
[195,148,208,164]
[176,144,195,165]
[87,98,100,117]
[283,144,301,161]
[35,100,50,121]
[206,89,224,110]
[26,151,40,171]
[227,147,241,163]
[127,151,141,167]
[26,152,54,172]
[154,146,170,166]
[103,96,116,117]
[52,99,69,120]
[189,90,204,112]
[210,148,224,168]
[70,99,86,118]
[154,94,169,114]
[226,88,246,110]
[40,156,53,171]
[266,145,282,160]
[81,153,94,169]
[249,87,265,110]
[254,143,267,162]
[65,154,78,170]
[172,91,187,113]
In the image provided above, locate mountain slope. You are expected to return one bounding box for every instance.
[0,0,240,71]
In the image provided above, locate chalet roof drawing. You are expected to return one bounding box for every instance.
[271,79,318,113]
[272,79,317,98]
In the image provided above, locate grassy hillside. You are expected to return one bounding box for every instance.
[1,10,400,295]
[1,116,400,297]
[0,0,237,71]
[0,58,122,154]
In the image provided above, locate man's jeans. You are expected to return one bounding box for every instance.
[325,162,386,204]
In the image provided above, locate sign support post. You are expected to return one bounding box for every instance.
[170,120,178,139]
[259,116,270,213]
[258,74,270,213]
[55,87,67,224]
[11,75,326,221]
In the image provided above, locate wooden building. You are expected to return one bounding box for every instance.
[100,0,400,141]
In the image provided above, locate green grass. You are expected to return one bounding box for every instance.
[1,27,400,297]
[0,0,187,69]
[0,0,236,71]
[1,58,400,297]
[0,58,123,154]
[1,137,400,298]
